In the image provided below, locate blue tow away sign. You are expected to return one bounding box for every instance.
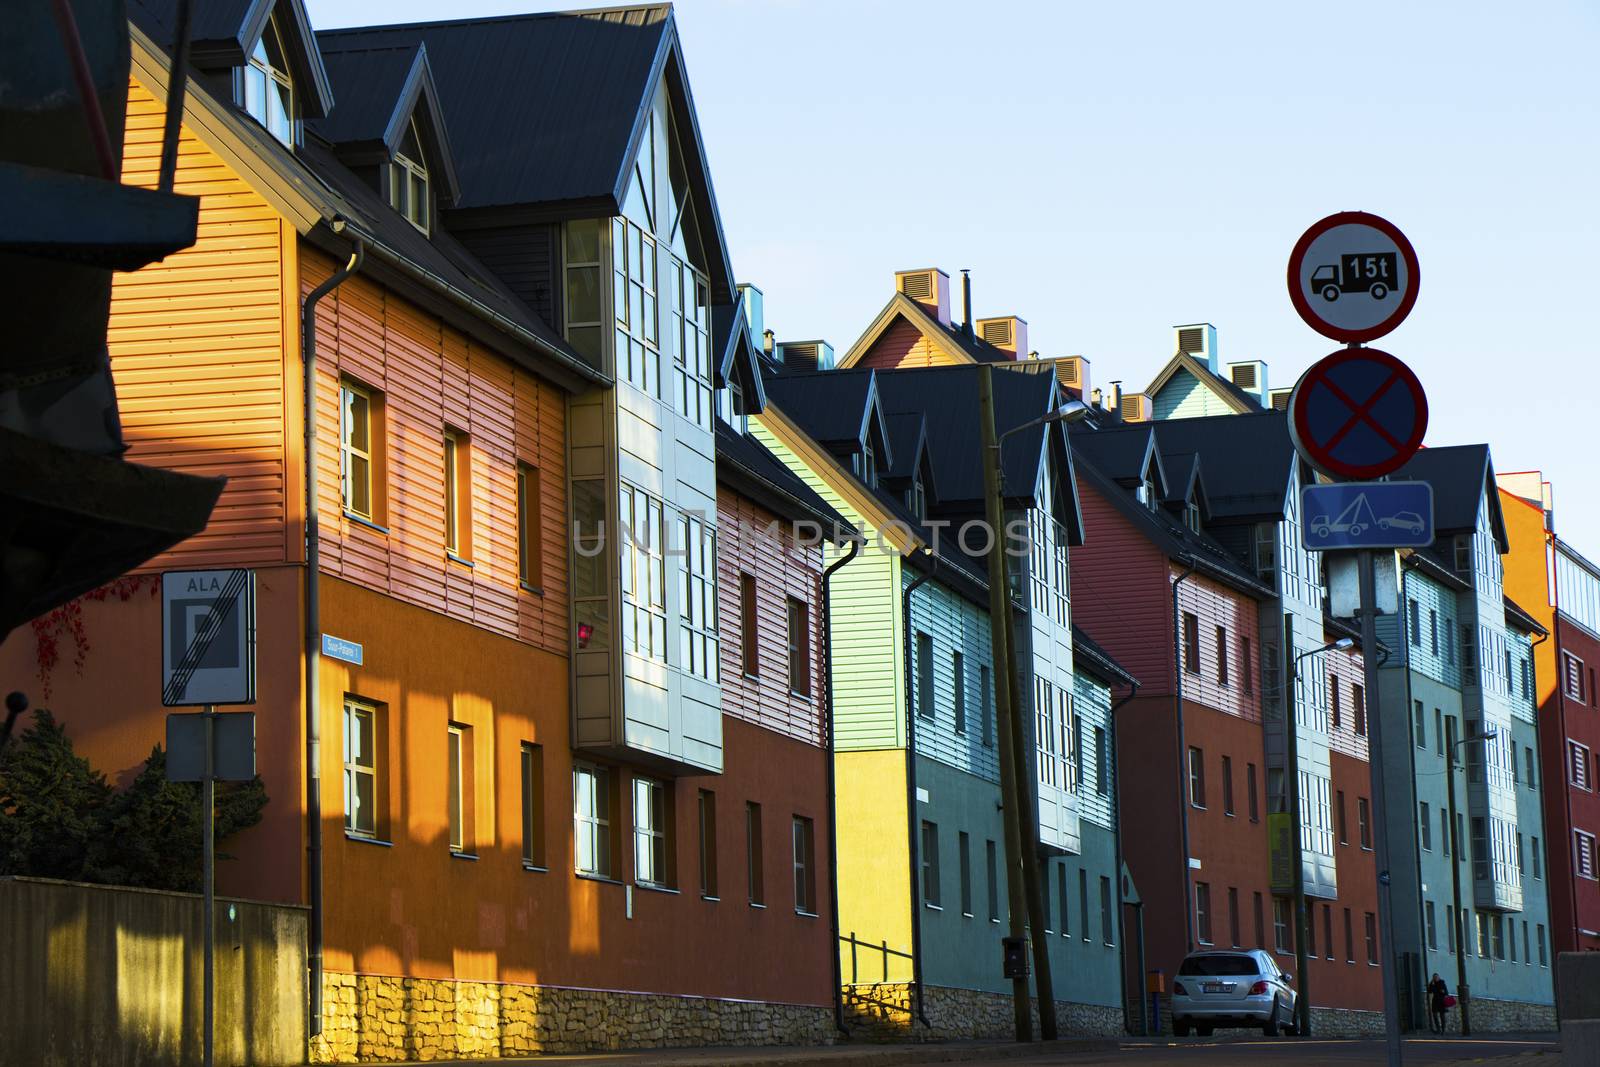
[1302,481,1434,551]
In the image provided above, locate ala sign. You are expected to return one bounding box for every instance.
[1287,211,1420,343]
[161,569,256,707]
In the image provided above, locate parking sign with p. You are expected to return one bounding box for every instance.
[161,569,256,706]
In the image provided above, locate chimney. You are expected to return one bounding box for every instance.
[775,340,835,372]
[975,316,1028,360]
[1091,387,1104,409]
[1109,380,1122,413]
[1120,392,1152,423]
[762,329,774,356]
[1268,387,1292,411]
[1056,355,1091,398]
[1225,360,1269,405]
[1174,323,1219,373]
[737,283,765,351]
[961,269,973,337]
[895,268,950,326]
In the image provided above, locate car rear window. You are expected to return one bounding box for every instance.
[1178,954,1257,976]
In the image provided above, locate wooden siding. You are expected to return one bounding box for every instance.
[112,78,292,570]
[904,571,999,783]
[453,222,558,329]
[1072,673,1116,831]
[1174,567,1263,722]
[303,250,569,655]
[716,485,827,746]
[1151,368,1236,421]
[856,315,961,370]
[1386,567,1465,691]
[1325,639,1371,762]
[1068,482,1175,695]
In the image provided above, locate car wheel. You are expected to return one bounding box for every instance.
[1262,996,1281,1037]
[1322,285,1339,302]
[1196,1024,1214,1037]
[1371,283,1388,300]
[1173,1019,1191,1037]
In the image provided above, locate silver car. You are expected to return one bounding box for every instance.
[1170,949,1298,1037]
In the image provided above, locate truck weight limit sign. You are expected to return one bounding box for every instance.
[1287,211,1420,343]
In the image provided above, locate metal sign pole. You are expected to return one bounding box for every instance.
[1358,552,1403,1067]
[203,703,215,1067]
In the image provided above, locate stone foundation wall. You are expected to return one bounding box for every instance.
[1308,1006,1386,1037]
[1467,995,1557,1033]
[310,972,834,1063]
[1141,991,1551,1037]
[841,982,1122,1042]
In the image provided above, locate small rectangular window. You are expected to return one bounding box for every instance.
[1365,912,1378,964]
[1222,755,1234,816]
[517,464,541,588]
[632,777,673,887]
[1100,875,1115,944]
[740,573,758,676]
[1353,684,1366,736]
[1079,868,1090,941]
[1429,608,1438,655]
[1414,700,1426,750]
[698,790,718,898]
[339,381,377,519]
[1337,789,1348,844]
[1273,897,1290,952]
[1330,674,1342,730]
[1408,599,1421,646]
[916,632,934,719]
[1425,901,1437,950]
[520,742,544,868]
[1578,831,1599,880]
[920,820,941,907]
[787,596,810,696]
[1420,801,1432,851]
[1247,762,1258,822]
[980,665,994,747]
[447,723,471,854]
[959,831,973,916]
[1188,746,1206,808]
[746,802,764,905]
[1215,625,1228,685]
[1534,836,1542,879]
[1358,796,1372,849]
[1183,613,1200,674]
[792,816,816,914]
[952,652,966,734]
[1058,865,1069,936]
[986,839,1000,922]
[574,763,612,878]
[1538,924,1548,966]
[443,430,468,556]
[1194,882,1212,945]
[343,698,379,838]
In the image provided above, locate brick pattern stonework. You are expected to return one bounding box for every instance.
[1468,996,1558,1033]
[841,983,1122,1042]
[309,972,834,1063]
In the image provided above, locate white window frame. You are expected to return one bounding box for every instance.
[633,776,669,888]
[343,698,377,838]
[574,763,612,878]
[339,381,374,519]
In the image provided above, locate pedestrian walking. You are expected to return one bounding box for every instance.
[1428,973,1450,1033]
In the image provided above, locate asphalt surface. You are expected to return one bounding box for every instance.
[997,1035,1560,1066]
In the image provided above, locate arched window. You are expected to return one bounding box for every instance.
[389,118,430,233]
[243,13,294,146]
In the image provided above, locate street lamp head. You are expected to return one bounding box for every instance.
[1042,399,1092,426]
[1332,637,1355,652]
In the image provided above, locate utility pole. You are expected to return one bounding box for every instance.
[1284,630,1313,1038]
[202,704,216,1067]
[978,363,1034,1042]
[1446,730,1476,1035]
[1359,551,1404,1067]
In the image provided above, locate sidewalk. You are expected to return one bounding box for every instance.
[417,1037,1118,1067]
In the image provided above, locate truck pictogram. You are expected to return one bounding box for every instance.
[1309,252,1398,302]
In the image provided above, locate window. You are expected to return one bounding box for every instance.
[1426,901,1437,950]
[1306,900,1315,956]
[1462,625,1476,672]
[1101,875,1115,944]
[1408,599,1421,647]
[563,219,604,364]
[670,257,712,429]
[1493,916,1506,960]
[1521,658,1533,701]
[698,790,718,898]
[1527,746,1538,789]
[633,777,671,887]
[1358,796,1372,849]
[920,821,941,907]
[1446,624,1456,665]
[339,382,376,519]
[1421,802,1432,851]
[1216,626,1229,684]
[1447,905,1456,954]
[1079,868,1090,942]
[1042,863,1052,931]
[241,14,294,146]
[1454,534,1471,572]
[1222,755,1234,816]
[1477,912,1491,959]
[959,831,973,916]
[739,573,758,676]
[1523,921,1531,965]
[678,514,718,682]
[1538,924,1548,966]
[1242,636,1254,695]
[1324,905,1334,960]
[1443,807,1451,856]
[1578,831,1599,880]
[1435,708,1444,755]
[571,479,609,651]
[786,596,809,696]
[613,217,662,397]
[445,732,475,862]
[1365,912,1378,964]
[516,465,541,588]
[574,764,612,877]
[520,743,544,868]
[1183,613,1200,674]
[1353,685,1366,736]
[1564,653,1586,701]
[1534,836,1542,879]
[1188,746,1206,808]
[1518,833,1526,875]
[915,632,934,719]
[1247,763,1259,822]
[1429,608,1438,655]
[746,802,765,905]
[1273,897,1290,952]
[343,699,378,838]
[619,484,667,661]
[1572,741,1594,790]
[1228,887,1241,947]
[1472,818,1489,881]
[442,431,467,556]
[1059,866,1070,936]
[1414,700,1426,749]
[952,652,966,734]
[793,816,816,914]
[1095,726,1109,795]
[1337,790,1348,844]
[980,665,994,747]
[986,839,1000,922]
[389,118,430,233]
[1330,676,1342,729]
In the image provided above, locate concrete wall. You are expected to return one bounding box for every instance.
[0,877,307,1067]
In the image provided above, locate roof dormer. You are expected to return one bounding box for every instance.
[194,0,334,149]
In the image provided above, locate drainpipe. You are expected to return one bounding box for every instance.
[1108,678,1141,1034]
[303,239,364,1036]
[822,537,860,1037]
[1171,562,1198,952]
[902,549,937,1029]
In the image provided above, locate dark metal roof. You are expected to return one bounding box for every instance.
[1143,411,1299,521]
[762,370,879,449]
[882,412,927,482]
[714,420,854,542]
[1392,445,1506,549]
[1072,625,1138,689]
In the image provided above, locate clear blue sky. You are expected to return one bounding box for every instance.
[311,0,1599,553]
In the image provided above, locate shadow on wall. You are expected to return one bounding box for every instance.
[0,876,307,1067]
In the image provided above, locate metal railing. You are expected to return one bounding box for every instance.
[839,932,914,985]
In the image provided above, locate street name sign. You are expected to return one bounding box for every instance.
[1288,211,1420,343]
[161,569,256,707]
[1302,481,1435,551]
[1287,348,1428,480]
[321,633,363,665]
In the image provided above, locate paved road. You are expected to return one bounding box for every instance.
[999,1036,1559,1067]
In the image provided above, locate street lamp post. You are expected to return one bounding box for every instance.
[1287,636,1355,1037]
[1446,727,1495,1036]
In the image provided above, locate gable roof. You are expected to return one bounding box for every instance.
[714,420,853,542]
[1145,351,1263,415]
[761,369,889,459]
[316,5,736,304]
[1070,424,1166,494]
[131,0,335,118]
[1140,411,1301,522]
[837,292,1018,370]
[711,299,768,412]
[310,41,461,205]
[1392,445,1507,551]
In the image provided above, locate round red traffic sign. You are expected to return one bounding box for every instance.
[1287,212,1420,343]
[1287,348,1428,480]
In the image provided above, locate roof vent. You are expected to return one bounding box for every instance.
[1230,363,1256,389]
[776,340,835,372]
[975,316,1028,360]
[895,268,951,326]
[1174,323,1219,373]
[1226,360,1269,405]
[1056,355,1091,398]
[1120,392,1151,423]
[1269,387,1292,411]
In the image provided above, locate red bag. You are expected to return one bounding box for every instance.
[1443,995,1457,1009]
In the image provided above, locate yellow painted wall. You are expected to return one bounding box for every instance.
[835,749,913,982]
